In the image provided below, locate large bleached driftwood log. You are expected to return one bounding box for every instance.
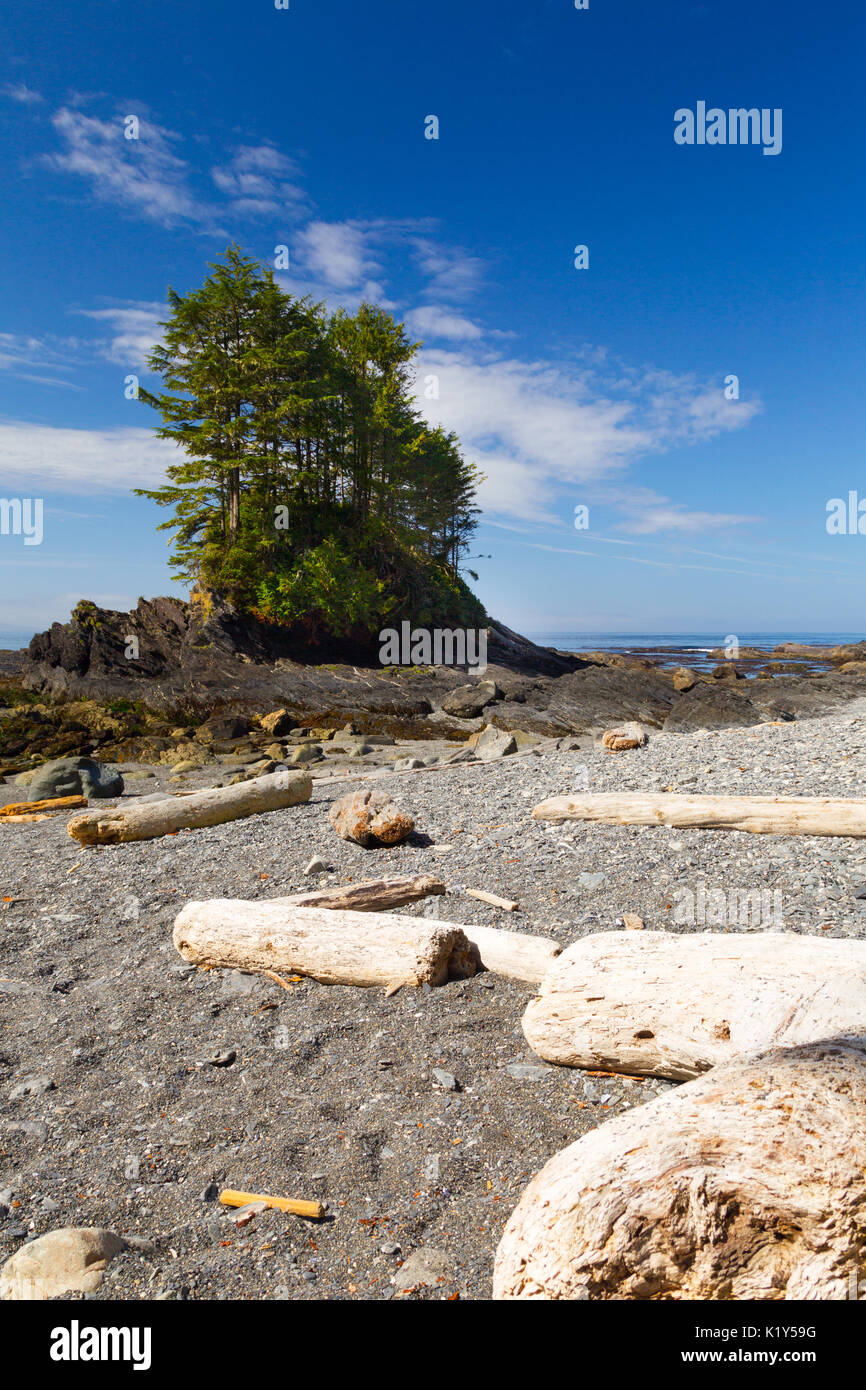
[274,874,445,912]
[173,900,480,988]
[467,923,560,984]
[67,771,312,845]
[494,1042,866,1300]
[174,898,559,987]
[532,791,866,838]
[523,930,866,1079]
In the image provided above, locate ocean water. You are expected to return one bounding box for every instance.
[0,630,36,651]
[527,632,866,672]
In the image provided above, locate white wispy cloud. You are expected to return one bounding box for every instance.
[413,240,484,300]
[0,421,177,492]
[4,83,43,104]
[76,301,165,367]
[42,107,222,230]
[0,332,82,388]
[415,349,762,528]
[404,305,482,342]
[211,143,308,217]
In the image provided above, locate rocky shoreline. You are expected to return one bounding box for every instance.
[3,597,866,775]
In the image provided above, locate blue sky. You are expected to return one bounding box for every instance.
[1,0,865,640]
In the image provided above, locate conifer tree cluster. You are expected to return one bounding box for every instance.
[137,247,484,650]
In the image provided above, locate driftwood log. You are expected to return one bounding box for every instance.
[173,900,480,988]
[174,898,559,987]
[274,874,445,912]
[0,795,86,817]
[467,923,560,984]
[523,930,866,1079]
[494,1041,866,1300]
[532,791,866,838]
[67,771,312,845]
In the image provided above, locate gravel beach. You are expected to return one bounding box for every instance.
[3,699,866,1300]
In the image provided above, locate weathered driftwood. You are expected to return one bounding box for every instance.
[465,888,519,912]
[532,791,866,837]
[494,1042,866,1300]
[523,930,866,1079]
[467,923,560,984]
[275,874,445,912]
[67,771,312,845]
[0,795,86,817]
[173,900,479,988]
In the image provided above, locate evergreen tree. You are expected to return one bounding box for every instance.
[137,246,484,649]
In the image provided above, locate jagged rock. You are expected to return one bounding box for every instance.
[710,663,745,682]
[663,683,763,733]
[672,667,697,692]
[260,708,293,737]
[474,726,518,762]
[195,713,252,744]
[27,756,123,802]
[441,680,501,718]
[329,789,415,847]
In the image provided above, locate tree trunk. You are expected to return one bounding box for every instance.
[173,900,479,988]
[494,1042,866,1300]
[67,771,312,846]
[533,791,866,838]
[522,930,866,1079]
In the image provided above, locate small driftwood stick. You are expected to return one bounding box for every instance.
[275,874,446,912]
[219,1189,325,1220]
[67,771,312,846]
[465,888,519,912]
[0,795,87,816]
[533,791,866,838]
[1,813,55,824]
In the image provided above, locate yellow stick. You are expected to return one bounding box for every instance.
[219,1188,325,1220]
[0,795,87,816]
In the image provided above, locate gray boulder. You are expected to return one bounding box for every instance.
[474,726,518,761]
[27,756,123,802]
[441,680,501,718]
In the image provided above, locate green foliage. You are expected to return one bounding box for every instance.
[137,247,484,646]
[0,685,39,709]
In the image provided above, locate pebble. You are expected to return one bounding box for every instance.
[432,1068,458,1091]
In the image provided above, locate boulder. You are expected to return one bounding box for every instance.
[441,680,501,718]
[0,1227,129,1300]
[195,713,252,744]
[27,756,123,802]
[474,725,518,762]
[663,683,762,733]
[289,742,323,765]
[259,708,293,737]
[600,721,646,751]
[329,788,415,847]
[672,666,697,692]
